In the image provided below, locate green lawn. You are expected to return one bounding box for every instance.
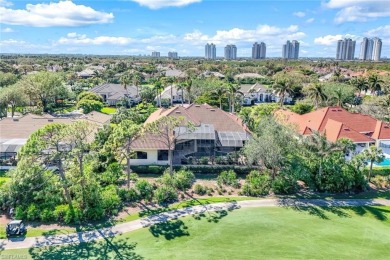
[100,107,117,114]
[4,206,390,259]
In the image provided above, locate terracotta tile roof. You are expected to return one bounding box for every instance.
[372,121,390,140]
[324,119,373,143]
[133,104,250,149]
[276,106,384,143]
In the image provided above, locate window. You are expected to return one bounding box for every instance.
[136,151,147,159]
[158,150,169,161]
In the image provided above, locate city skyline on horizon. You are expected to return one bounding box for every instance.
[0,0,389,58]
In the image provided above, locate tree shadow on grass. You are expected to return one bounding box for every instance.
[149,219,189,240]
[278,198,389,221]
[28,237,143,260]
[192,209,229,223]
[349,206,389,221]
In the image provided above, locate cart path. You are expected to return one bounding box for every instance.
[1,198,389,250]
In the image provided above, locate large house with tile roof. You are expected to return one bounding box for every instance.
[240,83,293,105]
[276,107,390,154]
[90,83,140,106]
[0,111,112,164]
[130,104,251,166]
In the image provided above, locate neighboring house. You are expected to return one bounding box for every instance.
[240,83,273,105]
[164,69,187,78]
[130,104,251,166]
[0,112,111,164]
[155,85,186,105]
[276,106,390,155]
[234,73,265,80]
[201,71,225,79]
[90,83,140,106]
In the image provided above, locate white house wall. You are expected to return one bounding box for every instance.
[130,149,169,166]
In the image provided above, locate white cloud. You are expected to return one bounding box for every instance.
[0,1,114,27]
[183,25,305,45]
[1,27,13,32]
[306,18,315,23]
[324,0,390,23]
[0,0,12,7]
[130,0,201,9]
[314,34,357,46]
[365,25,390,37]
[293,11,305,17]
[58,33,133,45]
[0,39,26,46]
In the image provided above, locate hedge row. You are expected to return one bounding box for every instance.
[364,167,390,177]
[130,165,260,175]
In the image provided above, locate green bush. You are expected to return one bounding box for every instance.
[241,171,270,196]
[99,162,122,186]
[154,185,177,205]
[26,204,40,221]
[174,169,195,191]
[131,165,259,175]
[217,170,240,188]
[371,175,390,189]
[272,175,298,194]
[54,204,68,222]
[118,188,139,203]
[364,167,390,177]
[14,206,26,219]
[135,179,154,202]
[199,157,209,165]
[40,208,55,222]
[194,184,207,195]
[101,185,121,215]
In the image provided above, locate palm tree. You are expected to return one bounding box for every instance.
[333,68,342,82]
[272,79,294,107]
[305,83,327,109]
[332,87,344,107]
[120,74,131,107]
[213,85,228,110]
[152,78,164,107]
[183,78,193,104]
[132,72,142,98]
[350,76,369,96]
[304,131,343,177]
[368,74,384,96]
[225,81,243,113]
[361,146,385,181]
[176,83,185,106]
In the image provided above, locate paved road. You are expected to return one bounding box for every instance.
[0,198,389,250]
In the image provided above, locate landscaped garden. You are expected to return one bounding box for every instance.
[3,205,390,259]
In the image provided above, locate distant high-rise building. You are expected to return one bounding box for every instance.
[205,43,216,59]
[168,51,178,59]
[151,51,160,58]
[252,42,266,59]
[360,38,373,60]
[372,37,382,61]
[282,40,299,59]
[336,38,355,60]
[224,45,237,60]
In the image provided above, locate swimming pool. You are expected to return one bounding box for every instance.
[375,158,390,167]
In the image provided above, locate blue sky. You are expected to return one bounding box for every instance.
[0,0,389,57]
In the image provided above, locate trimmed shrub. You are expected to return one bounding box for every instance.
[174,169,195,191]
[154,185,177,205]
[101,185,121,215]
[119,188,139,203]
[40,208,55,222]
[241,171,270,196]
[14,206,26,220]
[26,204,40,221]
[217,170,240,188]
[194,184,207,195]
[99,162,122,186]
[135,180,154,202]
[272,175,298,194]
[54,204,68,222]
[371,175,390,189]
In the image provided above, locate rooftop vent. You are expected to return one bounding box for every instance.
[175,111,181,114]
[337,109,342,111]
[13,118,19,122]
[384,125,389,128]
[210,109,215,111]
[344,128,350,131]
[195,105,200,107]
[48,119,54,122]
